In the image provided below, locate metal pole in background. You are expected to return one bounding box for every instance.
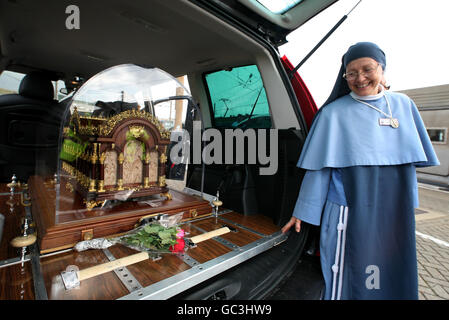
[289,0,362,78]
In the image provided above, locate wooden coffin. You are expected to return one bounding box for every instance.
[28,175,212,253]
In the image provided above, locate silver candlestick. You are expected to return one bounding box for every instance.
[212,191,223,217]
[6,174,18,206]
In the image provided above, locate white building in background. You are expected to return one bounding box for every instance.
[400,84,449,188]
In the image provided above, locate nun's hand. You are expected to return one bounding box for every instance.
[281,217,302,233]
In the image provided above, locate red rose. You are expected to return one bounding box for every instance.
[170,238,185,253]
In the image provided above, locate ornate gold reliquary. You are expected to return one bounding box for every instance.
[60,107,171,209]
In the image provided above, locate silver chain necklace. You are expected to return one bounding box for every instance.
[351,94,399,128]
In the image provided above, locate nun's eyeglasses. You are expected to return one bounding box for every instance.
[343,63,380,81]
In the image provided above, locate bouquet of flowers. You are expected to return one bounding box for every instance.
[74,212,186,253]
[121,223,185,253]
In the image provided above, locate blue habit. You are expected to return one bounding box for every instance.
[338,164,418,299]
[292,90,439,299]
[297,92,439,169]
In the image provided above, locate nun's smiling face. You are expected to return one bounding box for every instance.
[345,57,383,96]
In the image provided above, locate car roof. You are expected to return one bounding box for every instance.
[0,0,266,81]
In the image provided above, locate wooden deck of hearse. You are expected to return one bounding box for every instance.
[0,180,285,300]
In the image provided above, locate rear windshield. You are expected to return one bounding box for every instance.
[257,0,303,14]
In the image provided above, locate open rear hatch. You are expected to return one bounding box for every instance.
[0,0,340,299]
[194,0,338,46]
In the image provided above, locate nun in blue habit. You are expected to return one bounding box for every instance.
[282,42,439,300]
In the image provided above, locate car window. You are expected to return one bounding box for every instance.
[0,70,25,95]
[427,128,447,144]
[0,70,68,101]
[256,0,303,14]
[151,75,190,131]
[204,65,272,129]
[55,80,68,101]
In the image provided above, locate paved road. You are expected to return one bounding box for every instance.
[416,183,449,300]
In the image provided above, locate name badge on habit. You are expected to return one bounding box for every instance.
[378,118,391,126]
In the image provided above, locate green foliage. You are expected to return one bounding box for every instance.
[123,223,178,251]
